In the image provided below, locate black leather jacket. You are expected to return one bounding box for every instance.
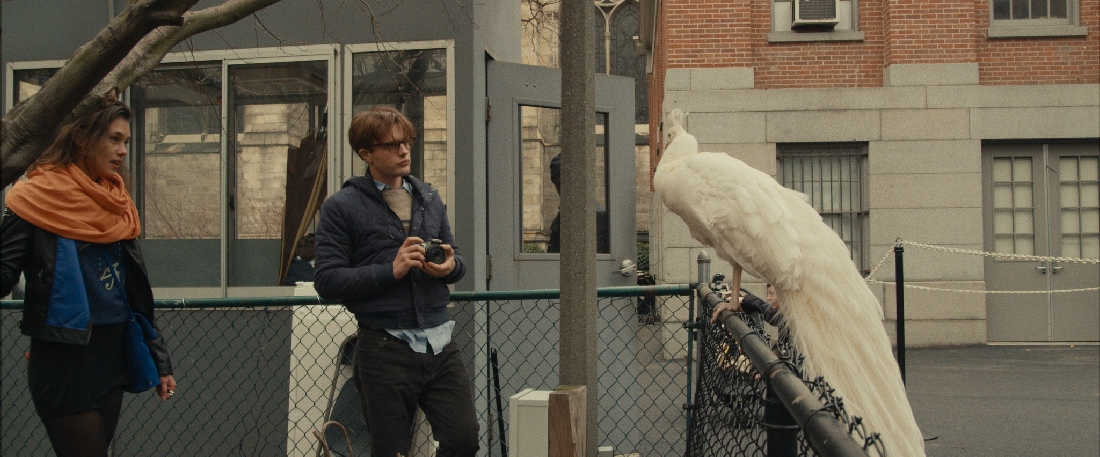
[1,208,173,375]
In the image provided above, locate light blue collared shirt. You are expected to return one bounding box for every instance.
[373,177,412,194]
[373,176,453,354]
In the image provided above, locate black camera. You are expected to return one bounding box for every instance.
[419,238,446,264]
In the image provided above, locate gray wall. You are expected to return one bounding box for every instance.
[653,63,1100,346]
[2,0,526,293]
[2,308,293,456]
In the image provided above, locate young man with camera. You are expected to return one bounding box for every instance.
[313,107,478,456]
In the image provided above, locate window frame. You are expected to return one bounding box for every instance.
[987,0,1088,38]
[343,40,456,233]
[777,143,871,272]
[141,45,338,297]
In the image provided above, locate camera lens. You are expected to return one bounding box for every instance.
[425,245,446,264]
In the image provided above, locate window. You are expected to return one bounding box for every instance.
[1059,156,1099,259]
[988,0,1086,38]
[993,0,1068,21]
[770,0,864,42]
[10,67,60,105]
[991,157,1037,255]
[520,106,610,254]
[778,144,869,270]
[132,57,330,289]
[595,0,648,125]
[347,45,451,208]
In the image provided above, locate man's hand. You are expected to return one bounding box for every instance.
[419,243,456,278]
[395,237,456,279]
[393,237,427,279]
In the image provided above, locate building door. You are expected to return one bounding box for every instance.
[486,60,636,290]
[983,142,1100,342]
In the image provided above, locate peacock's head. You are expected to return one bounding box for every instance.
[665,108,689,142]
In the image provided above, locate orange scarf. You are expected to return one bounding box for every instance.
[5,164,141,243]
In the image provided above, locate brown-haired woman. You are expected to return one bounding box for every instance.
[1,101,177,457]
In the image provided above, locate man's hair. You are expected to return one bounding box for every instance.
[347,106,416,153]
[33,101,132,171]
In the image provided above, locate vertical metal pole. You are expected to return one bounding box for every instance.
[894,245,906,384]
[683,292,696,448]
[696,251,711,286]
[560,0,598,453]
[491,349,508,457]
[764,386,799,457]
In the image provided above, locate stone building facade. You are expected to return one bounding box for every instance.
[642,0,1100,346]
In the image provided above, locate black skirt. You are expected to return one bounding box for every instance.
[27,322,130,419]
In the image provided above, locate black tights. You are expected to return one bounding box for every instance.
[41,387,124,457]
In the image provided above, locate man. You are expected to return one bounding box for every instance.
[313,107,478,456]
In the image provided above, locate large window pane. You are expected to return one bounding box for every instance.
[520,106,609,254]
[132,65,223,287]
[229,61,328,286]
[12,68,59,104]
[350,48,449,205]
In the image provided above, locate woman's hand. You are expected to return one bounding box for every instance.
[156,375,177,401]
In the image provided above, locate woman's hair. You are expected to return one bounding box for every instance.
[347,106,416,153]
[32,101,132,171]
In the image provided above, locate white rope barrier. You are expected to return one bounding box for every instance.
[897,240,1100,265]
[863,240,1100,295]
[865,279,1099,294]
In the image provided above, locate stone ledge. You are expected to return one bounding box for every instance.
[986,25,1089,39]
[767,30,865,43]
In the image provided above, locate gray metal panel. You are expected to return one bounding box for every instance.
[140,239,222,287]
[1,308,293,456]
[983,143,1052,341]
[485,60,635,291]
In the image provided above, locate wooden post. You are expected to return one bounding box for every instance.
[548,385,586,457]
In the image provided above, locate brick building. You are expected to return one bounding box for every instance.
[640,0,1099,345]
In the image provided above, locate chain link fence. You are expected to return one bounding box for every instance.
[2,285,695,456]
[687,283,883,457]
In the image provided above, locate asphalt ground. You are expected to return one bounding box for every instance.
[904,344,1100,456]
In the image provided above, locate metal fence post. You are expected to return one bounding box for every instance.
[894,244,906,384]
[764,385,799,457]
[697,251,711,286]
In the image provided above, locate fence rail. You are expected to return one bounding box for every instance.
[687,282,884,457]
[2,285,694,456]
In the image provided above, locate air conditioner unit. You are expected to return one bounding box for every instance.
[792,0,840,29]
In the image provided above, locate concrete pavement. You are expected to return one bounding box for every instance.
[904,345,1099,456]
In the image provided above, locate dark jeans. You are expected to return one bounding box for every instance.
[353,327,479,457]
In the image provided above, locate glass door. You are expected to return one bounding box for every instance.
[226,60,329,288]
[132,64,224,288]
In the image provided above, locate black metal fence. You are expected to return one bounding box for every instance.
[687,283,884,457]
[2,285,695,456]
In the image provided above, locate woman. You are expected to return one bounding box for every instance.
[0,101,177,456]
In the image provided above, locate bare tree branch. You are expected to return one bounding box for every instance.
[2,0,282,188]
